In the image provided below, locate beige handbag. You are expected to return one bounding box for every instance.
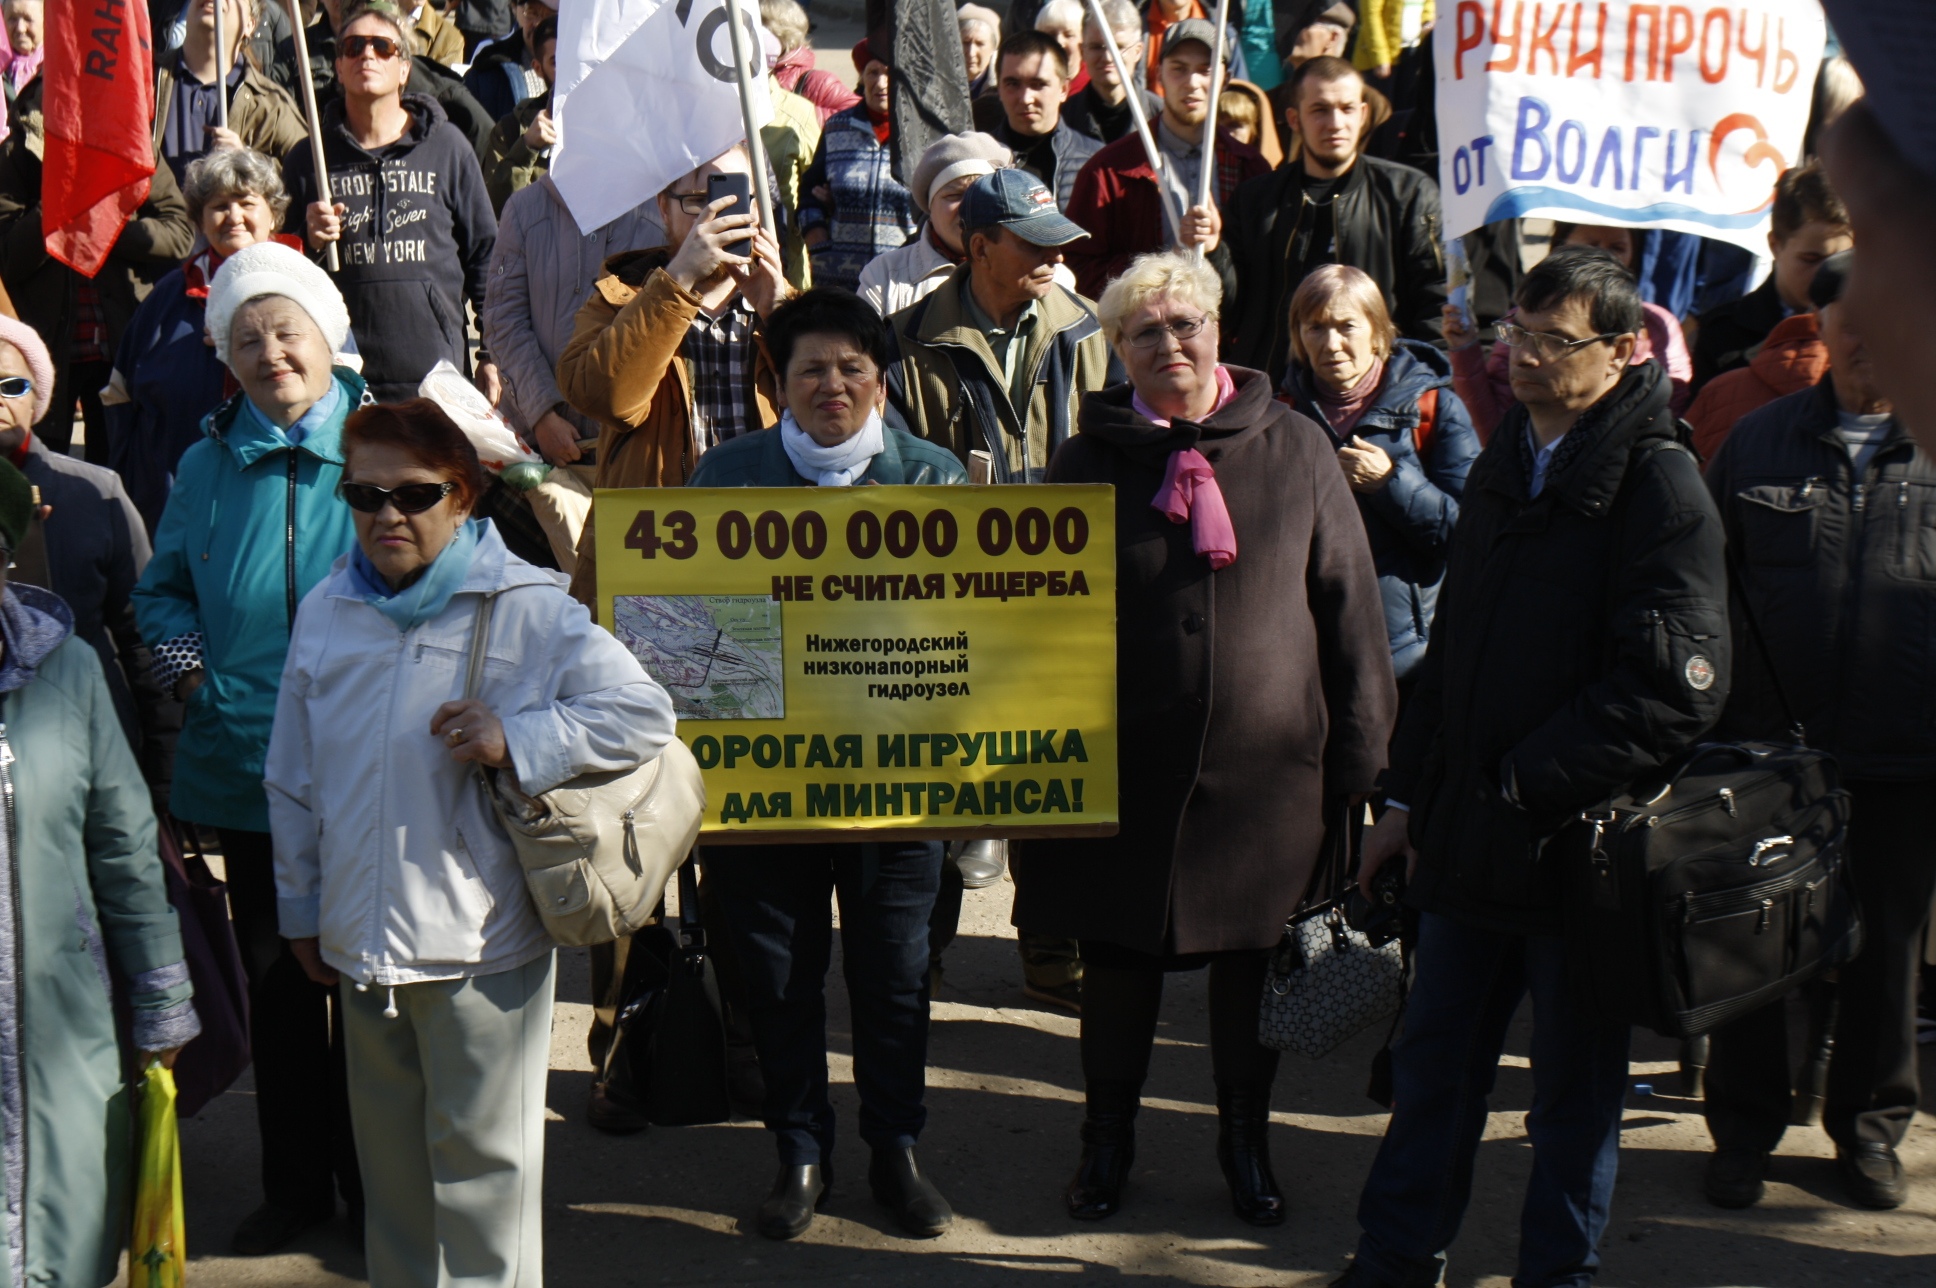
[463,592,706,946]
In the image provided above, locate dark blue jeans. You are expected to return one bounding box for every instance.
[1352,912,1631,1288]
[703,840,943,1167]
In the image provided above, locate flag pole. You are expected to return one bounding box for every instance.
[1197,0,1229,218]
[722,0,778,242]
[285,0,339,271]
[214,0,230,130]
[1083,0,1184,242]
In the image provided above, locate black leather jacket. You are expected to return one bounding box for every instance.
[1705,378,1936,779]
[1220,154,1446,382]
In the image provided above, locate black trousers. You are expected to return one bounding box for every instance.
[705,840,943,1166]
[1705,779,1936,1150]
[219,829,362,1214]
[1077,941,1279,1092]
[42,358,109,462]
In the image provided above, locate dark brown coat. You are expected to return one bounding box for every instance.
[1012,368,1398,956]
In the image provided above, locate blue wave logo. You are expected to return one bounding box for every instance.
[1482,188,1774,230]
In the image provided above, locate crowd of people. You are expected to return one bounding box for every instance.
[0,0,1932,1285]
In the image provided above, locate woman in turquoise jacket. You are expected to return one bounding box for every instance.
[0,459,199,1287]
[130,241,366,1255]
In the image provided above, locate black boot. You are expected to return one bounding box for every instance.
[757,1162,828,1240]
[868,1146,954,1237]
[1216,1081,1285,1226]
[1065,1080,1138,1220]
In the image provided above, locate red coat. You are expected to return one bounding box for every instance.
[1063,128,1269,301]
[1685,311,1828,465]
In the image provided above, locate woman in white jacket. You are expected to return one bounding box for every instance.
[264,398,675,1287]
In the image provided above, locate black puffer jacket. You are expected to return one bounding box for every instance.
[1385,362,1731,935]
[282,94,497,402]
[1219,154,1445,381]
[1705,379,1936,779]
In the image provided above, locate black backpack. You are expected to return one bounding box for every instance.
[1559,740,1857,1038]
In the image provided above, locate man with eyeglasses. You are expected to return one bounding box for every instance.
[1220,54,1444,383]
[1060,0,1160,145]
[285,0,498,405]
[1335,246,1731,1287]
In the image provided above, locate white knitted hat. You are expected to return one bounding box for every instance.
[205,241,353,367]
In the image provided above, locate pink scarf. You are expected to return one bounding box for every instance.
[1313,355,1385,436]
[1140,366,1239,570]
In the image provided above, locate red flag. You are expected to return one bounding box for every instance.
[42,0,156,277]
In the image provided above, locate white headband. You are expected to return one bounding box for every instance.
[928,159,998,205]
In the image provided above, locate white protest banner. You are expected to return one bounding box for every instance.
[552,0,772,233]
[1433,2,1827,252]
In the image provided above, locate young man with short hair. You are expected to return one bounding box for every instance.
[970,30,1100,210]
[1690,160,1852,392]
[1063,19,1267,300]
[1340,248,1729,1287]
[1222,55,1444,381]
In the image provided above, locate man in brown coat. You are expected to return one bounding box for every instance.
[557,142,788,613]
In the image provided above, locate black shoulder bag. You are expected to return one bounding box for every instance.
[1558,506,1861,1039]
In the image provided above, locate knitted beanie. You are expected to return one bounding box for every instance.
[0,315,55,425]
[205,241,353,367]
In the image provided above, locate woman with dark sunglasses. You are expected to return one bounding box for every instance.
[264,398,673,1286]
[131,239,370,1256]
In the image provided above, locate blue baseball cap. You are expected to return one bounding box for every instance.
[958,168,1090,248]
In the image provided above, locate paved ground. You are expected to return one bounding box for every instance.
[160,872,1936,1288]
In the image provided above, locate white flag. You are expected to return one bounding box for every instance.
[553,0,772,234]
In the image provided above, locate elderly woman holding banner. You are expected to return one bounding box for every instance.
[687,288,965,1245]
[1012,250,1396,1225]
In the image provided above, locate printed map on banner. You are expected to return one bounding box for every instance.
[612,594,786,720]
[1433,1,1827,251]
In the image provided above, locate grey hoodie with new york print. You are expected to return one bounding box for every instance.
[282,93,497,403]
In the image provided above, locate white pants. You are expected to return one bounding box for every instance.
[341,953,555,1288]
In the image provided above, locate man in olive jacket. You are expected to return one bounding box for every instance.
[1341,250,1730,1288]
[1698,252,1936,1214]
[885,168,1118,483]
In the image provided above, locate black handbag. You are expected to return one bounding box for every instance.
[596,859,733,1126]
[1559,546,1861,1039]
[1258,802,1407,1058]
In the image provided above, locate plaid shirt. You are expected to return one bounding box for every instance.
[684,296,761,450]
[72,284,109,364]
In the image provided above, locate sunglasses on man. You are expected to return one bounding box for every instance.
[339,481,455,515]
[339,34,404,60]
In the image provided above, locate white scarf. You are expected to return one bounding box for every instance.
[780,408,885,488]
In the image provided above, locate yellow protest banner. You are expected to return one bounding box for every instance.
[597,485,1117,841]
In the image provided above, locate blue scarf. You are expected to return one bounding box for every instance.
[346,518,484,633]
[237,378,344,447]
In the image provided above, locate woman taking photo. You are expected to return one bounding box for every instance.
[1011,250,1396,1227]
[1276,264,1480,684]
[0,459,200,1288]
[132,240,366,1255]
[265,399,674,1285]
[687,288,965,1244]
